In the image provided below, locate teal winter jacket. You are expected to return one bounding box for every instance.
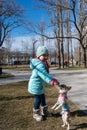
[28,58,53,95]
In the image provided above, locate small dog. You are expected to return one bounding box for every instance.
[52,84,71,130]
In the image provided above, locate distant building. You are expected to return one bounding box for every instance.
[0,47,30,65]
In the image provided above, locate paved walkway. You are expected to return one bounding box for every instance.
[0,69,87,114]
[0,70,30,85]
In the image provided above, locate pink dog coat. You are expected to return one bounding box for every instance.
[58,93,70,111]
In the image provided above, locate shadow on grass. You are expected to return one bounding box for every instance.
[0,95,33,101]
[72,123,87,130]
[71,110,87,117]
[51,112,61,118]
[52,110,87,130]
[51,110,87,118]
[71,110,87,130]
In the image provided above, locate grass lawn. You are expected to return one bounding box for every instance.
[0,73,14,78]
[0,81,87,130]
[2,65,30,71]
[2,64,87,71]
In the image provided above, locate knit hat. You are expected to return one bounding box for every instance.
[36,46,49,57]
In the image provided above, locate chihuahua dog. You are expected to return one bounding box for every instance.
[52,84,71,130]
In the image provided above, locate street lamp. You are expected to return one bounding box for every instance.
[32,40,38,58]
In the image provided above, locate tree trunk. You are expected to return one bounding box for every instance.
[56,38,61,68]
[84,47,87,68]
[59,0,64,68]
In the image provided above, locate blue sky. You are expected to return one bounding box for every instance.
[16,0,47,22]
[5,0,51,50]
[12,0,49,37]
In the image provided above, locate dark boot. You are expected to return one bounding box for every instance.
[41,105,52,117]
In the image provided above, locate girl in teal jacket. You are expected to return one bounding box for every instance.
[28,46,59,121]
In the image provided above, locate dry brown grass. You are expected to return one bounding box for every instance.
[0,81,87,130]
[2,65,30,71]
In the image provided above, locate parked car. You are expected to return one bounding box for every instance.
[51,61,57,65]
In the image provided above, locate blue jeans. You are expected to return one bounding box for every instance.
[34,94,46,109]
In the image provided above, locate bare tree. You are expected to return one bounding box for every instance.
[26,0,87,67]
[0,0,25,47]
[77,0,87,67]
[39,0,87,67]
[21,40,30,53]
[31,38,38,58]
[39,20,45,45]
[4,35,12,51]
[4,35,12,64]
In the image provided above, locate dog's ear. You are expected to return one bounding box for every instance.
[60,84,66,88]
[68,86,72,91]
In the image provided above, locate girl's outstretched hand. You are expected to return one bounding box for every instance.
[50,78,60,86]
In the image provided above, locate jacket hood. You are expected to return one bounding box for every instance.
[30,58,42,70]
